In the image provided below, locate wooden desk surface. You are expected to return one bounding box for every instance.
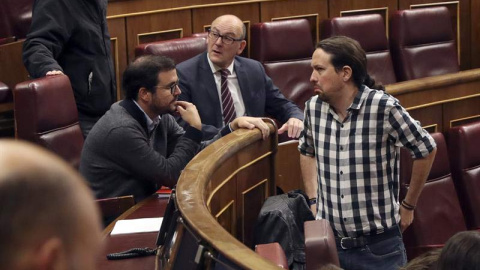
[96,195,168,270]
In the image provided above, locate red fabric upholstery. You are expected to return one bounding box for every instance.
[255,242,289,269]
[400,133,467,260]
[250,19,314,111]
[390,7,459,81]
[134,36,207,65]
[0,81,12,104]
[304,219,340,269]
[321,14,397,85]
[447,121,480,230]
[14,75,84,169]
[0,0,34,39]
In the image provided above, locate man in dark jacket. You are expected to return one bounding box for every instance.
[23,0,116,137]
[80,55,270,202]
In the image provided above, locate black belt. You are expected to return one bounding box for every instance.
[335,226,401,250]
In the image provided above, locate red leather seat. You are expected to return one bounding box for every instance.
[250,19,314,111]
[446,121,480,230]
[321,14,397,86]
[14,75,84,169]
[400,133,467,260]
[304,219,340,269]
[134,36,207,65]
[390,7,459,81]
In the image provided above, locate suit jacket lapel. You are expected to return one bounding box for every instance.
[200,53,225,126]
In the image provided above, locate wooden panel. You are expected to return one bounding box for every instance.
[276,140,304,193]
[240,178,268,248]
[107,0,247,17]
[399,0,471,70]
[329,0,398,18]
[215,200,236,236]
[107,17,127,100]
[0,41,29,89]
[472,0,480,68]
[261,0,328,44]
[407,105,444,132]
[125,10,192,62]
[444,97,480,128]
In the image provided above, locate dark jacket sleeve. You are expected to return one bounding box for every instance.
[104,119,202,188]
[22,0,72,78]
[260,62,304,123]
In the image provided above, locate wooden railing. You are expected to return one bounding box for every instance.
[175,118,282,269]
[385,68,480,133]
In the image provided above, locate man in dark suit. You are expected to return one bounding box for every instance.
[177,14,304,140]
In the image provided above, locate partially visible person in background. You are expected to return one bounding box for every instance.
[23,0,116,137]
[437,231,480,270]
[0,140,103,270]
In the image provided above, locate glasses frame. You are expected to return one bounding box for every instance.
[154,80,179,95]
[207,30,243,45]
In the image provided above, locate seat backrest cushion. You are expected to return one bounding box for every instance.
[250,19,314,110]
[390,7,459,81]
[321,14,397,85]
[14,75,84,168]
[447,121,480,230]
[304,219,340,270]
[400,132,467,259]
[134,36,207,65]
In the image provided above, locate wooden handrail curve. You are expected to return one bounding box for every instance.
[176,118,281,269]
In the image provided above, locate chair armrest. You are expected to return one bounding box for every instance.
[255,242,289,269]
[304,219,340,269]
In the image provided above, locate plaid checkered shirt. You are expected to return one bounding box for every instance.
[299,85,436,237]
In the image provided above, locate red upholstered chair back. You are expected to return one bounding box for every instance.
[400,132,466,260]
[134,36,207,65]
[321,14,397,86]
[250,19,314,111]
[390,7,459,82]
[446,121,480,230]
[14,75,84,169]
[255,242,289,269]
[0,0,34,39]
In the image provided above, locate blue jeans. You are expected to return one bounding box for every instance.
[337,227,407,270]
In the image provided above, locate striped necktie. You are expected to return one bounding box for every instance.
[220,69,236,124]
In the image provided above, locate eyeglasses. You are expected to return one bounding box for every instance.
[155,80,179,95]
[208,30,243,45]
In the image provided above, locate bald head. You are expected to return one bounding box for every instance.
[207,14,247,69]
[211,15,246,39]
[0,140,102,270]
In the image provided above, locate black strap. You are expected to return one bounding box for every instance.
[106,247,157,260]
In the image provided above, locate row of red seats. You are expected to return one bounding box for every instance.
[400,121,480,260]
[135,6,458,113]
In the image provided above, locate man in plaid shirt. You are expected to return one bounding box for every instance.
[299,36,437,270]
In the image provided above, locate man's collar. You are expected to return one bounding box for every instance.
[119,99,159,135]
[132,100,160,132]
[348,85,369,111]
[206,53,235,74]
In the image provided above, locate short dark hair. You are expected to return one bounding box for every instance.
[437,231,480,270]
[316,36,367,89]
[122,55,176,100]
